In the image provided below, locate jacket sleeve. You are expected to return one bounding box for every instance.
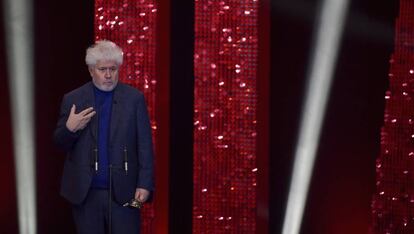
[53,95,81,152]
[136,94,155,191]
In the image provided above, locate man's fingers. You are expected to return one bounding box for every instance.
[135,188,150,202]
[138,193,148,202]
[83,111,96,119]
[138,194,146,202]
[78,115,95,129]
[70,104,76,115]
[78,107,95,116]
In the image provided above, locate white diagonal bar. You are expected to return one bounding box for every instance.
[2,0,36,233]
[282,0,350,234]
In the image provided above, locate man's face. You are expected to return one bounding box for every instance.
[89,60,119,91]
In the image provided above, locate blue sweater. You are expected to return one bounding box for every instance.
[91,87,113,189]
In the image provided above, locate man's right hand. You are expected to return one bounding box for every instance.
[66,104,96,132]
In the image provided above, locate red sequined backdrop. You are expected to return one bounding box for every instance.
[193,0,259,233]
[372,1,414,232]
[94,0,158,232]
[93,0,261,232]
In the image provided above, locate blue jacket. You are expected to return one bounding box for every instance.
[54,82,154,205]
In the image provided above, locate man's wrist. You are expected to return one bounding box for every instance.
[65,124,79,134]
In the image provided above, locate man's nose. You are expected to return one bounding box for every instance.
[104,69,111,78]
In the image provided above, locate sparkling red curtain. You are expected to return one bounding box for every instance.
[193,1,259,232]
[94,1,158,232]
[93,0,261,232]
[372,1,414,232]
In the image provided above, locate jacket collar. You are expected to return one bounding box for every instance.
[85,81,123,143]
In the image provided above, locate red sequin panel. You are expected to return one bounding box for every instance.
[193,1,258,233]
[94,1,157,233]
[372,1,414,233]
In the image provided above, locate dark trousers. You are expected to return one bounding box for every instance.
[72,189,140,234]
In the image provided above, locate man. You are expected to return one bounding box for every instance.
[54,40,154,234]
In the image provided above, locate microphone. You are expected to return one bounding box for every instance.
[94,104,99,173]
[124,146,128,175]
[94,147,98,172]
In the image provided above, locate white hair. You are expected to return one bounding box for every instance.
[85,40,123,66]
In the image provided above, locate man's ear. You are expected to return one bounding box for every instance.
[88,66,94,76]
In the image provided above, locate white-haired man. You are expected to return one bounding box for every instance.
[54,40,154,234]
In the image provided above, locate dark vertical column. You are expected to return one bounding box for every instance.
[257,0,270,233]
[0,2,19,233]
[169,1,194,234]
[155,0,171,233]
[34,0,94,233]
[269,0,319,233]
